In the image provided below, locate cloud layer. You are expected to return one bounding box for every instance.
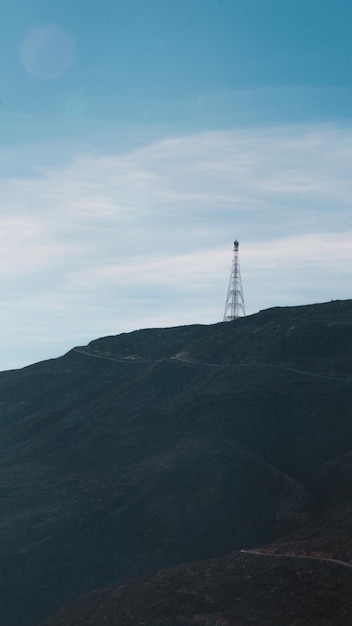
[1,123,352,370]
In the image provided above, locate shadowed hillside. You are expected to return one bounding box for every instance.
[43,550,352,626]
[0,300,352,625]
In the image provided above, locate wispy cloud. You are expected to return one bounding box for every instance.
[1,123,352,369]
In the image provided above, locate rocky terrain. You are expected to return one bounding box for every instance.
[42,550,352,626]
[0,300,351,625]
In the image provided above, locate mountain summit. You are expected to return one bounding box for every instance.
[1,300,352,626]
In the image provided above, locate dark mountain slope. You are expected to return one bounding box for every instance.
[0,300,352,625]
[42,550,352,626]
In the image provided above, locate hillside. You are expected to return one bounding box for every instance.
[0,300,352,625]
[42,551,352,626]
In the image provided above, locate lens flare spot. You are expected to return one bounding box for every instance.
[64,95,88,116]
[19,24,75,79]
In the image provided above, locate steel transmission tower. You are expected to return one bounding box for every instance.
[223,240,246,321]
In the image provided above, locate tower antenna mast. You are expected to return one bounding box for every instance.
[223,240,246,321]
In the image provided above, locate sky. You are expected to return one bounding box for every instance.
[1,0,352,371]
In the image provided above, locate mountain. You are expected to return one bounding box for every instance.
[0,300,352,625]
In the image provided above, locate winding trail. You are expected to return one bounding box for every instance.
[73,348,352,383]
[240,549,352,571]
[73,347,160,365]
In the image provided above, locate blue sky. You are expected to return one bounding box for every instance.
[1,0,352,370]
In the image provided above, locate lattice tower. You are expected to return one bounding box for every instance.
[223,240,246,321]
